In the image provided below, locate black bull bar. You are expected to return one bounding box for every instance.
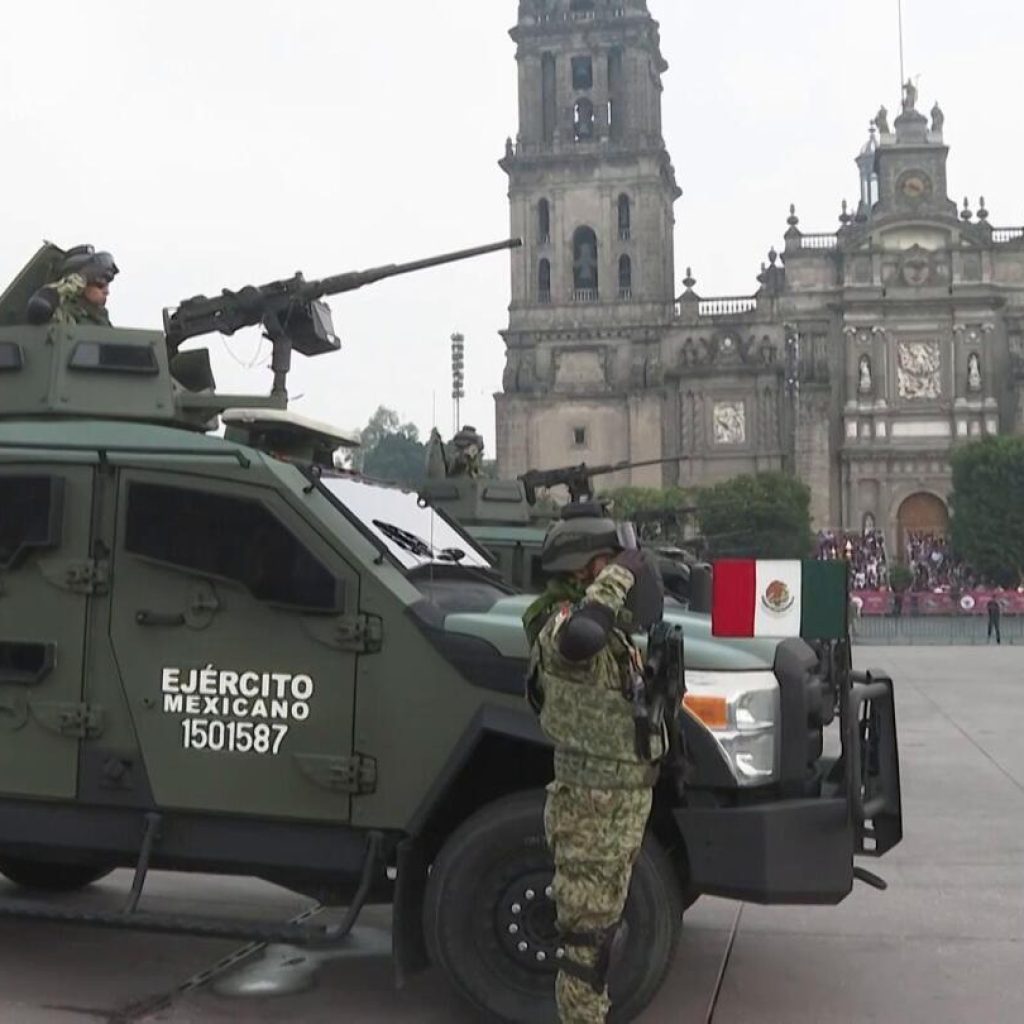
[673,668,902,905]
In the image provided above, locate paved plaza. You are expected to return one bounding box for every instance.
[0,646,1021,1023]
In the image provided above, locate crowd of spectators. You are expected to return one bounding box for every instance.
[815,528,987,593]
[816,528,889,590]
[904,531,979,592]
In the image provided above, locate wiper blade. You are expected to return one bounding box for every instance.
[373,520,434,559]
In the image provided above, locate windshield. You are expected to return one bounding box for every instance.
[321,476,493,572]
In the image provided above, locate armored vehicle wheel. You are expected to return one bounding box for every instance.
[0,857,115,893]
[423,790,682,1024]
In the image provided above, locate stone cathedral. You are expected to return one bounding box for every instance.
[495,0,1024,551]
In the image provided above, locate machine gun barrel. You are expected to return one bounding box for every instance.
[518,456,683,505]
[307,238,522,300]
[164,238,522,350]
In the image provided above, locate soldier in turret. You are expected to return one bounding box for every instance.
[26,245,119,327]
[448,425,485,478]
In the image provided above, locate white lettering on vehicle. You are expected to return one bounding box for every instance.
[159,665,315,756]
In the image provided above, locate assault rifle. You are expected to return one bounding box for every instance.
[519,456,684,506]
[163,238,522,398]
[639,621,688,794]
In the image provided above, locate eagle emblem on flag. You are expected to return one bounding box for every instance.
[761,579,795,614]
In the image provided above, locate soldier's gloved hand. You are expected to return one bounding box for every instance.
[614,548,665,630]
[612,548,647,582]
[26,286,59,325]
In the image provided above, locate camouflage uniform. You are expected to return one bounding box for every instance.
[49,273,112,327]
[525,564,661,1024]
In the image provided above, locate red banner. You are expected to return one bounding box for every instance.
[851,588,1024,616]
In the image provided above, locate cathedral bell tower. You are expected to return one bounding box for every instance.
[497,0,681,479]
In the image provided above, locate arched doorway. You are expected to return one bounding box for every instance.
[896,492,949,561]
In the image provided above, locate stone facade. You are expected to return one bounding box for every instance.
[496,0,1024,551]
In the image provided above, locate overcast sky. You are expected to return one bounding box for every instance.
[2,0,1021,452]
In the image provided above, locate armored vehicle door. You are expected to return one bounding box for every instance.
[0,465,95,799]
[107,469,362,822]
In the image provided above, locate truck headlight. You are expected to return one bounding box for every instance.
[683,671,780,786]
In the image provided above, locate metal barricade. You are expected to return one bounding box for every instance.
[851,615,1023,645]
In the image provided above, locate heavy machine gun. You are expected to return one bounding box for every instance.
[163,238,521,399]
[518,456,686,506]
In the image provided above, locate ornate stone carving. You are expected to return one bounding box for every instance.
[502,350,518,392]
[897,341,942,400]
[502,349,540,393]
[713,401,746,445]
[681,390,696,453]
[679,336,712,368]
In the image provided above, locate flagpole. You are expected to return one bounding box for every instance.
[897,0,906,90]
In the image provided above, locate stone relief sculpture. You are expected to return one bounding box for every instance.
[896,341,942,400]
[713,401,746,445]
[967,352,982,391]
[858,354,873,394]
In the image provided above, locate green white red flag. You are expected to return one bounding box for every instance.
[711,559,848,639]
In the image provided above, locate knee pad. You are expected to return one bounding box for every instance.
[558,919,629,994]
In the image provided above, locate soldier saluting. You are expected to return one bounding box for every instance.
[27,244,119,326]
[523,505,665,1024]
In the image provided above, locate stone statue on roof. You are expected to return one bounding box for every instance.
[930,102,944,133]
[874,106,890,134]
[902,79,918,112]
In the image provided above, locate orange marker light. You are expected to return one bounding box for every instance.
[683,694,729,731]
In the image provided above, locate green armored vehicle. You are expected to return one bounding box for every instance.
[0,243,901,1023]
[419,451,707,603]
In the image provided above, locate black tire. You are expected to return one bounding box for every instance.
[0,857,114,893]
[423,789,683,1024]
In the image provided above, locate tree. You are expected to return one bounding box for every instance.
[696,472,812,559]
[354,405,426,488]
[599,486,694,542]
[950,436,1024,586]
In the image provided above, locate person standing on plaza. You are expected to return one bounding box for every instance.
[987,596,1002,645]
[523,506,665,1024]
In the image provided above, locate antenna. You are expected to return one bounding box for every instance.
[897,0,906,93]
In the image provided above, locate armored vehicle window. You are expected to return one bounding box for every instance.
[0,341,23,371]
[69,342,158,375]
[321,477,492,572]
[125,483,338,610]
[0,476,63,569]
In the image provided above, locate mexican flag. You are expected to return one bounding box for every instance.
[711,560,848,639]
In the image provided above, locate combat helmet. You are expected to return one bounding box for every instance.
[540,501,637,574]
[60,244,119,284]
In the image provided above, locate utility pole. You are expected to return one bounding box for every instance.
[450,332,465,434]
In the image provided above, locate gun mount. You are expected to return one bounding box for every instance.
[163,238,522,401]
[0,239,521,448]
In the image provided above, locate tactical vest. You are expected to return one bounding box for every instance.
[534,612,661,790]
